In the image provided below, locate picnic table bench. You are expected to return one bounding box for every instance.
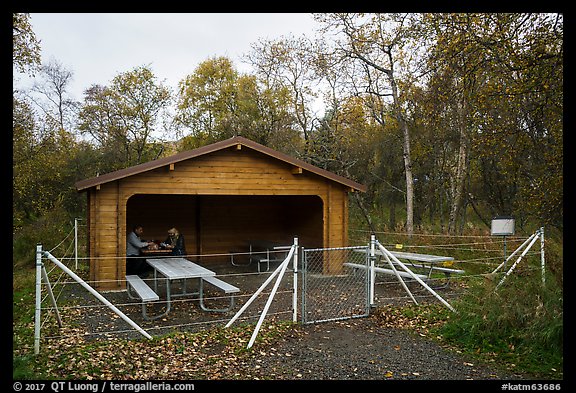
[125,275,161,320]
[199,276,240,313]
[343,262,429,280]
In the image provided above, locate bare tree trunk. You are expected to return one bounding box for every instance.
[389,190,397,230]
[353,192,376,234]
[448,103,470,235]
[389,74,414,236]
[400,120,415,235]
[468,192,491,228]
[330,13,415,235]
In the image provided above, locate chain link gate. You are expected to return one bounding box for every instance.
[301,246,370,324]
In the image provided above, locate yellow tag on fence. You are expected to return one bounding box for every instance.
[442,261,454,267]
[395,244,403,249]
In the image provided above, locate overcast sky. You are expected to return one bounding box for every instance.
[18,13,320,100]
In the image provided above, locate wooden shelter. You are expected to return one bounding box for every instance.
[75,136,366,289]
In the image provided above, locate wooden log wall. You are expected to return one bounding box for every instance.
[87,147,350,289]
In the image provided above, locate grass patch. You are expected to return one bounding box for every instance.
[437,272,563,379]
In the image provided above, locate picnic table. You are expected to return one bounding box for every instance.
[349,249,463,287]
[126,258,239,320]
[141,248,173,257]
[147,257,215,308]
[385,251,456,276]
[231,240,291,273]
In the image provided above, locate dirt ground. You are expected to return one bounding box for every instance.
[53,259,527,380]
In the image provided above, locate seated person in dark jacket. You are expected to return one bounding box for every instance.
[162,227,186,256]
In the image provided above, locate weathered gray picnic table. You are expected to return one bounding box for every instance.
[126,258,239,320]
[348,249,464,285]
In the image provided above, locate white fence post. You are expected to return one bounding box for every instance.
[41,264,62,328]
[381,246,419,305]
[247,243,295,349]
[495,229,541,291]
[369,234,375,307]
[491,232,537,275]
[74,218,79,270]
[292,237,298,322]
[226,239,297,349]
[540,227,546,285]
[34,244,43,355]
[225,248,292,328]
[43,251,153,340]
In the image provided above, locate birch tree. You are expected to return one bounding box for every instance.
[28,59,78,133]
[245,35,320,148]
[422,13,563,232]
[315,13,418,234]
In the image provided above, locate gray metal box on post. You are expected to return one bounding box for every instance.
[491,216,515,265]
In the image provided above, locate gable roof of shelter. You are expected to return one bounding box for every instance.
[75,136,367,192]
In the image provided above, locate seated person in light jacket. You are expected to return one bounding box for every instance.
[126,224,155,276]
[162,227,186,256]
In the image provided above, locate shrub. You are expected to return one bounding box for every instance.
[13,204,75,269]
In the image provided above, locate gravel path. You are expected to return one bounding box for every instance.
[245,316,524,380]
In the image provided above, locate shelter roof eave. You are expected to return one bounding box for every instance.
[74,136,367,193]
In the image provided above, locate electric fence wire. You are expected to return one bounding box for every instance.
[35,229,544,342]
